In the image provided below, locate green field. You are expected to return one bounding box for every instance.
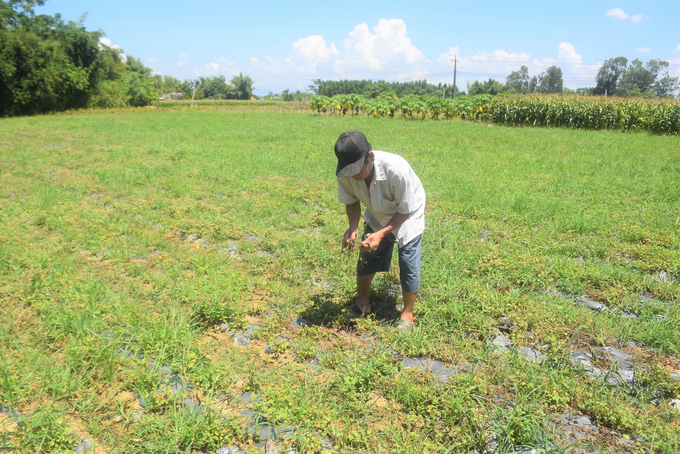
[0,108,679,453]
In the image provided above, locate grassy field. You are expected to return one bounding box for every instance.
[0,107,679,453]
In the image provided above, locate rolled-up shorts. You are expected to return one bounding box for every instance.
[357,224,422,293]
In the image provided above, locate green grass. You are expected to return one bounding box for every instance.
[0,108,679,453]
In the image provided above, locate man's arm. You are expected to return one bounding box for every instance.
[361,211,410,252]
[342,201,362,252]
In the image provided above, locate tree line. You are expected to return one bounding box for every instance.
[497,66,566,95]
[308,79,462,99]
[0,0,255,117]
[309,60,678,100]
[152,73,254,101]
[498,59,678,98]
[0,0,159,116]
[593,57,678,98]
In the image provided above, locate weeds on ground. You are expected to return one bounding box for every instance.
[0,109,678,452]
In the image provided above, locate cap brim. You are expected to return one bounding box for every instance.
[336,155,364,177]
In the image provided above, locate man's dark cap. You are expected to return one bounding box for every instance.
[335,130,372,177]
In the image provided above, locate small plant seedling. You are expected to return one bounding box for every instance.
[344,237,363,252]
[360,239,378,253]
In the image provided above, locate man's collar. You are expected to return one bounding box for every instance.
[372,152,386,181]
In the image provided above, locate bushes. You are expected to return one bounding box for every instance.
[0,1,158,116]
[88,72,158,108]
[87,78,128,108]
[309,93,680,135]
[0,28,91,116]
[125,72,158,107]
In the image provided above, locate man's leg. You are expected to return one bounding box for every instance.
[355,273,375,315]
[397,234,422,328]
[354,223,394,316]
[400,290,416,324]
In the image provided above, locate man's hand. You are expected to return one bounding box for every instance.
[360,232,383,252]
[342,228,358,253]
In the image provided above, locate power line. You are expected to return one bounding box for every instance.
[433,56,680,66]
[251,58,679,81]
[252,66,676,91]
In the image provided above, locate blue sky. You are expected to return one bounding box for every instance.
[38,0,680,95]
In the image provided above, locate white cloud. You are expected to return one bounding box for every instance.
[635,47,651,53]
[409,70,430,81]
[286,35,338,73]
[491,50,530,62]
[437,46,460,63]
[431,43,599,91]
[98,37,127,63]
[146,58,161,63]
[606,8,648,23]
[557,42,582,64]
[334,19,426,72]
[246,19,428,92]
[531,43,599,86]
[250,56,284,73]
[195,57,240,77]
[668,57,680,77]
[606,8,629,20]
[180,53,187,58]
[676,43,680,52]
[240,20,427,91]
[630,13,647,24]
[178,61,185,67]
[393,69,431,82]
[249,22,609,94]
[441,48,529,64]
[436,47,532,86]
[341,23,380,70]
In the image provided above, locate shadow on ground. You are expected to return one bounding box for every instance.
[299,281,403,329]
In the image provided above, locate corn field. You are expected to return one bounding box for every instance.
[310,93,680,135]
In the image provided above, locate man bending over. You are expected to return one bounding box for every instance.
[334,130,426,332]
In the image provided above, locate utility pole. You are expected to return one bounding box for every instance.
[452,56,458,98]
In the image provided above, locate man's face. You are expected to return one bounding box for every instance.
[351,152,374,181]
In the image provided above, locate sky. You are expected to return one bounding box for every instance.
[37,0,680,96]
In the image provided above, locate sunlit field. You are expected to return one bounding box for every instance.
[0,107,678,453]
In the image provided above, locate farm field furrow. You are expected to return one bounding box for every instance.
[0,109,679,453]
